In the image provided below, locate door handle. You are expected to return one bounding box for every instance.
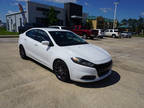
[24,38,27,41]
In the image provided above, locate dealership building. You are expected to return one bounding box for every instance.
[6,1,88,32]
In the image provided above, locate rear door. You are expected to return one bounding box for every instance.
[25,29,39,58]
[109,30,113,36]
[104,29,109,36]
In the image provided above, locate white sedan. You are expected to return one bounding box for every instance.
[18,28,112,82]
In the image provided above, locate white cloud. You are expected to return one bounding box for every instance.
[11,2,19,6]
[45,0,77,3]
[11,2,26,9]
[100,8,112,13]
[141,12,144,16]
[84,1,88,6]
[8,10,15,14]
[15,0,30,2]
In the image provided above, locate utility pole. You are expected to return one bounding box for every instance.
[113,1,119,29]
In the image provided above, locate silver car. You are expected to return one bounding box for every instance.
[121,32,132,38]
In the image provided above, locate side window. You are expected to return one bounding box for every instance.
[50,27,59,29]
[35,30,52,43]
[105,30,109,32]
[73,26,75,29]
[77,26,79,29]
[26,30,36,39]
[110,30,113,32]
[55,27,59,29]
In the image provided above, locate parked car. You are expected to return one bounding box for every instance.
[18,28,112,82]
[48,26,69,30]
[70,25,98,39]
[96,29,104,38]
[18,23,46,33]
[121,31,132,38]
[104,29,121,38]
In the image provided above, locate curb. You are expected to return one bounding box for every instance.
[0,35,19,38]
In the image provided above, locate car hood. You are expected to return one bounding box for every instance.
[63,44,112,64]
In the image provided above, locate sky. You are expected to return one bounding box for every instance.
[0,0,144,22]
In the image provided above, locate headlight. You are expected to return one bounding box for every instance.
[71,57,95,67]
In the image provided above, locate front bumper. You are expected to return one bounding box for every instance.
[69,60,112,83]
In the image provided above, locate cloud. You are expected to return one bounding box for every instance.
[11,2,26,9]
[141,12,144,16]
[16,0,30,1]
[11,2,19,6]
[100,8,112,13]
[44,0,77,3]
[84,1,88,6]
[8,10,15,14]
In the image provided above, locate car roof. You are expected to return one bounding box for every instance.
[48,26,65,27]
[29,28,68,32]
[107,29,118,30]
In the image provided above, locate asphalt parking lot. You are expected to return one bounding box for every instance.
[0,37,144,108]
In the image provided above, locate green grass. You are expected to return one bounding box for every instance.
[0,27,19,36]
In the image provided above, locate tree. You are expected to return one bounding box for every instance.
[136,17,144,34]
[45,7,58,26]
[121,19,128,25]
[85,20,93,29]
[120,17,144,34]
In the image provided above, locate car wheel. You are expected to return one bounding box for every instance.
[112,34,116,38]
[82,33,87,39]
[53,60,70,82]
[19,45,28,59]
[90,37,94,40]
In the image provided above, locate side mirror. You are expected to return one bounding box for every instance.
[41,41,50,46]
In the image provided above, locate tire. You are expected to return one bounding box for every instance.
[129,36,132,38]
[53,60,70,82]
[90,37,94,40]
[82,33,87,39]
[112,34,116,38]
[19,45,28,59]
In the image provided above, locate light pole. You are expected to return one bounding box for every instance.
[113,1,119,29]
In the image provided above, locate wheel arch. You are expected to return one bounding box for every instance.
[19,44,24,48]
[53,58,71,81]
[53,58,67,69]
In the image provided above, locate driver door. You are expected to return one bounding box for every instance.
[33,29,54,67]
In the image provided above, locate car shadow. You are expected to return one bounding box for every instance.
[72,70,120,88]
[28,59,120,88]
[29,58,53,73]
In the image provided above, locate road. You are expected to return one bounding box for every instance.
[0,37,144,108]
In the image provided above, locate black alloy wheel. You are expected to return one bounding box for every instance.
[112,34,116,38]
[19,45,28,59]
[53,60,70,82]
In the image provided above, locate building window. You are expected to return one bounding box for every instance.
[36,7,49,12]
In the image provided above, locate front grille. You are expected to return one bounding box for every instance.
[94,60,112,77]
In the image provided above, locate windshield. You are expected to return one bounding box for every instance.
[49,31,88,46]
